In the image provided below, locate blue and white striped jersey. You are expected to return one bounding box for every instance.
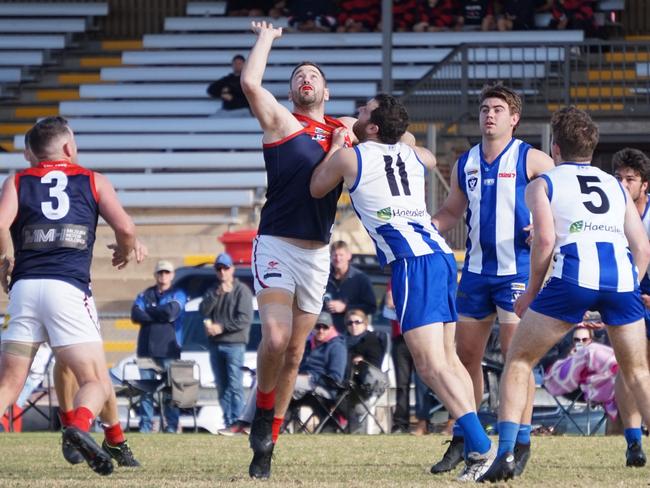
[458,138,531,276]
[541,163,637,292]
[349,141,452,266]
[640,196,650,293]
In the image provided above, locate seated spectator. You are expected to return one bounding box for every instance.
[543,322,619,420]
[226,0,279,16]
[456,0,496,31]
[393,0,420,31]
[238,312,347,428]
[325,240,377,333]
[344,309,386,433]
[548,0,596,35]
[337,0,381,32]
[206,55,251,118]
[496,0,537,31]
[286,0,337,32]
[413,0,460,32]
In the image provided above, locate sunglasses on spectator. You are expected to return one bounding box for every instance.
[573,337,591,343]
[346,319,364,326]
[215,265,231,271]
[315,324,330,330]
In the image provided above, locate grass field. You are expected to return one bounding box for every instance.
[0,432,646,487]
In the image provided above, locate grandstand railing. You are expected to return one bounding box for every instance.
[402,41,650,124]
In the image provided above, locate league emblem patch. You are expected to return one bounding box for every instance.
[510,282,526,302]
[468,176,478,191]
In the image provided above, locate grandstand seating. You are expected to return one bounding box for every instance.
[0,35,66,49]
[0,18,88,33]
[186,2,226,16]
[64,117,261,132]
[0,3,108,16]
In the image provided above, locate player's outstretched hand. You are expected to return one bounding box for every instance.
[0,256,14,294]
[250,20,283,39]
[523,224,534,246]
[107,240,147,270]
[133,239,148,264]
[331,127,349,150]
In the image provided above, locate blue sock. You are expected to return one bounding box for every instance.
[625,428,642,447]
[452,422,464,439]
[517,424,532,445]
[456,413,491,456]
[497,421,519,456]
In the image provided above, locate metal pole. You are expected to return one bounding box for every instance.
[541,123,551,156]
[381,0,393,94]
[426,123,437,213]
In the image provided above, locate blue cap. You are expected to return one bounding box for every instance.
[215,252,233,267]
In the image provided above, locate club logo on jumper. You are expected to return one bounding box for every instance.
[264,260,282,279]
[312,126,328,142]
[569,220,623,234]
[498,172,516,178]
[22,224,89,250]
[468,176,478,191]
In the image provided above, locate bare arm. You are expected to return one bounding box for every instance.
[94,173,146,269]
[514,178,555,317]
[623,189,650,279]
[526,148,554,180]
[310,131,357,198]
[431,160,467,232]
[0,177,17,293]
[413,146,436,171]
[240,21,301,141]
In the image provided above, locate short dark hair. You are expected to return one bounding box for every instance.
[550,107,599,161]
[369,93,409,145]
[612,147,650,183]
[232,54,245,63]
[27,116,70,160]
[330,240,349,252]
[479,83,522,131]
[290,61,327,85]
[23,128,31,150]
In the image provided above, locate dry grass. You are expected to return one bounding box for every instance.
[0,432,646,487]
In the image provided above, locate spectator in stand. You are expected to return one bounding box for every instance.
[200,253,254,435]
[413,0,460,32]
[131,260,187,433]
[325,241,377,333]
[207,55,251,118]
[393,0,420,31]
[496,0,537,31]
[286,0,337,32]
[456,0,496,31]
[337,0,381,32]
[548,0,597,35]
[226,0,281,16]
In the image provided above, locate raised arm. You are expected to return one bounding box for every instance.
[431,160,468,232]
[240,21,301,141]
[94,172,146,269]
[412,145,436,171]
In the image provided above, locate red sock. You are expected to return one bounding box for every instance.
[59,410,75,428]
[256,388,275,410]
[272,416,284,444]
[69,406,94,432]
[103,422,125,445]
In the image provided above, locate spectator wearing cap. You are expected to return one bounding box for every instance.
[131,260,188,433]
[292,311,348,400]
[199,253,253,433]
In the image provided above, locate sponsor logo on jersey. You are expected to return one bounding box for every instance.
[498,172,516,178]
[569,220,623,234]
[468,176,478,191]
[376,207,427,221]
[467,169,479,176]
[484,178,495,186]
[377,207,392,221]
[22,224,89,250]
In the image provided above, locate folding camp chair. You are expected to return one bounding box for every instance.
[166,359,200,432]
[542,386,608,435]
[121,358,167,432]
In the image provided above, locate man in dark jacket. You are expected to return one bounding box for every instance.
[206,54,251,117]
[131,260,187,433]
[200,253,253,431]
[325,240,377,332]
